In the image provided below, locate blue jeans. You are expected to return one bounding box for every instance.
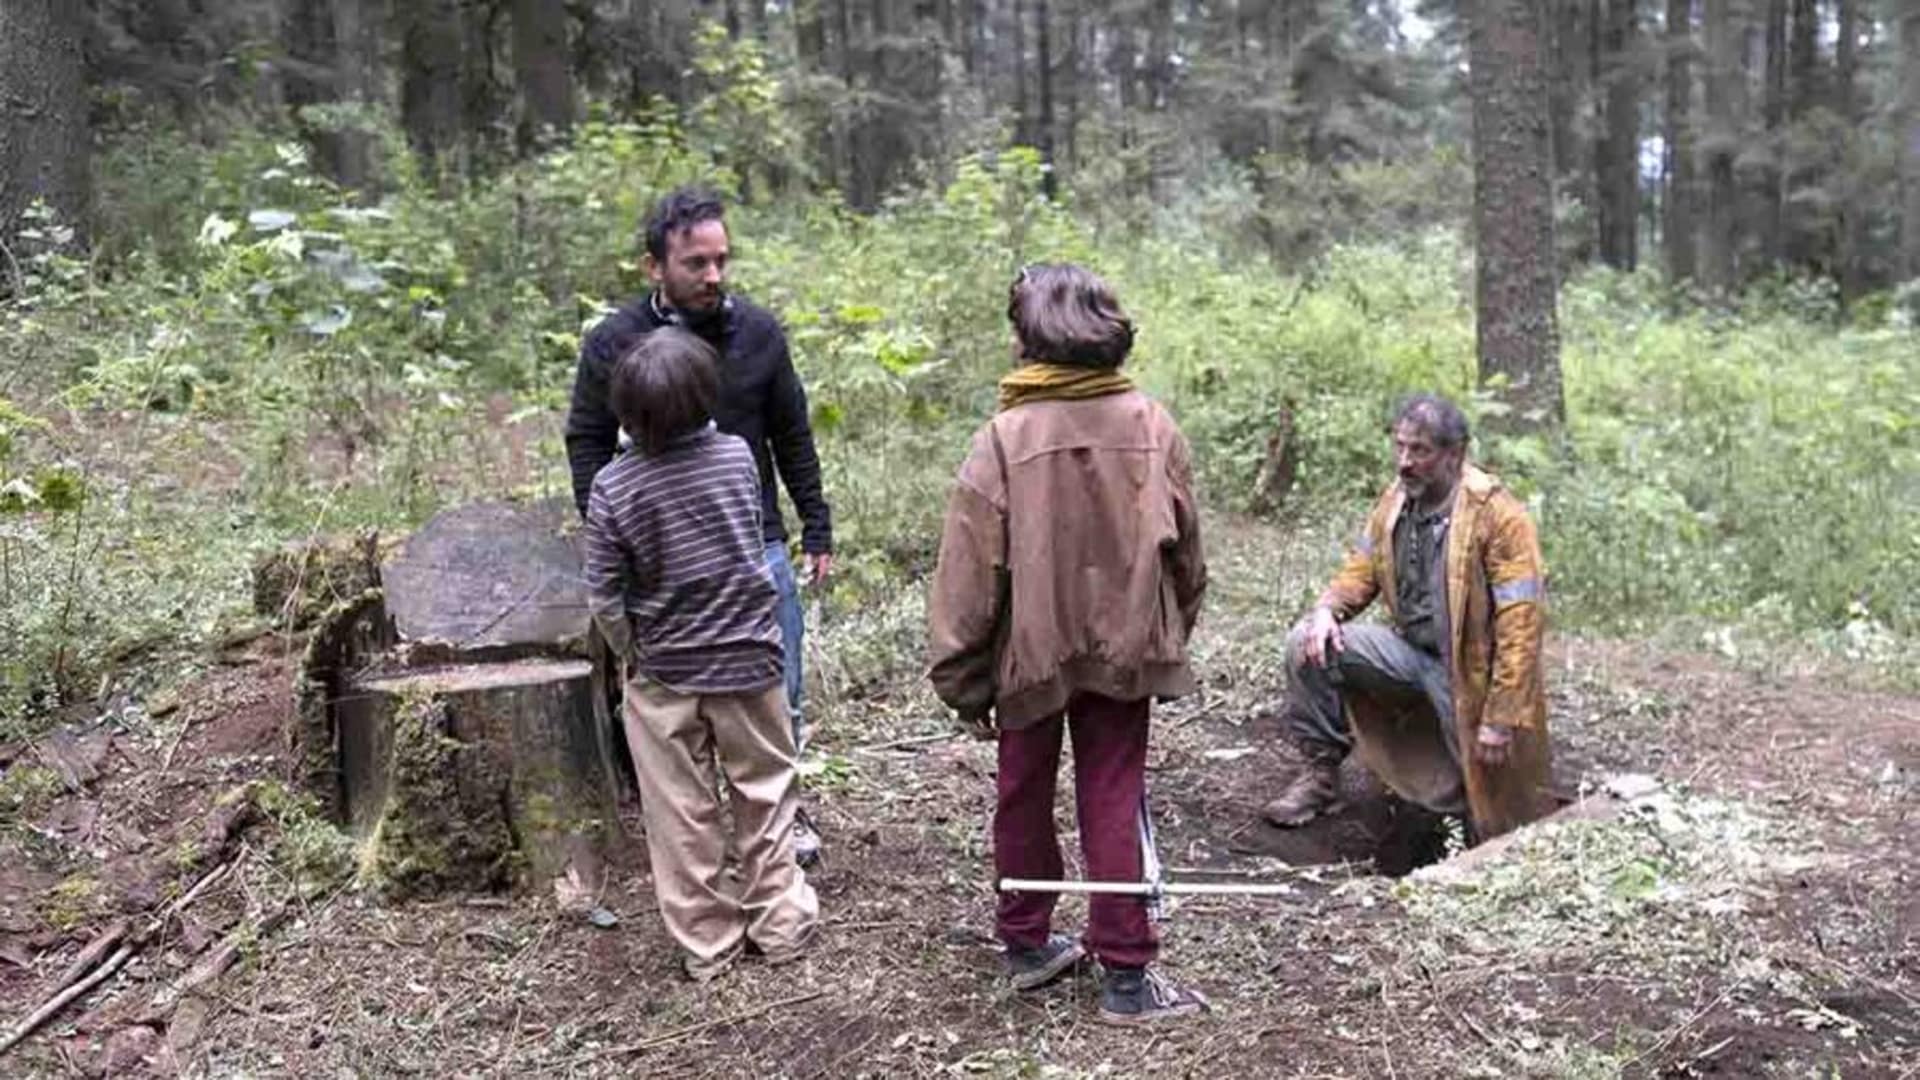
[765,542,807,751]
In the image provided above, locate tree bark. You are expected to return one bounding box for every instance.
[331,0,381,190]
[1470,0,1565,430]
[1550,0,1597,263]
[0,0,91,253]
[1597,0,1640,270]
[1015,0,1032,146]
[1759,0,1786,266]
[400,0,468,175]
[1701,0,1739,290]
[1038,0,1058,195]
[1904,1,1920,280]
[511,0,576,149]
[1664,0,1697,282]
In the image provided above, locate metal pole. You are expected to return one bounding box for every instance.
[998,878,1300,897]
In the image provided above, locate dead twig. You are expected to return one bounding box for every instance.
[561,989,826,1066]
[0,944,136,1055]
[51,920,127,995]
[1618,987,1733,1073]
[853,731,958,754]
[0,856,237,1059]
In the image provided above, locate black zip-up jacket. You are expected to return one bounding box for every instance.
[564,293,833,554]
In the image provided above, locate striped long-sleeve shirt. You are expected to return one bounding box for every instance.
[583,423,784,694]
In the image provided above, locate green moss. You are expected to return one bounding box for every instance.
[0,764,61,820]
[358,694,513,898]
[40,875,102,931]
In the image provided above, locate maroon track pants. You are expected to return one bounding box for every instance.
[994,692,1158,969]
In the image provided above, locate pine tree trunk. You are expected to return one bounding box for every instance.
[1597,0,1640,270]
[1834,0,1862,299]
[1471,0,1565,429]
[0,0,90,255]
[511,0,576,149]
[331,0,380,191]
[1904,1,1920,280]
[1014,0,1032,147]
[400,0,468,175]
[1551,0,1597,263]
[1038,0,1057,196]
[1664,0,1697,282]
[1702,0,1739,291]
[1760,0,1787,267]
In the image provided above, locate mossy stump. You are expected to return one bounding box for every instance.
[336,659,613,897]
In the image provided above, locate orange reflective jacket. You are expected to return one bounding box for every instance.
[1319,464,1553,838]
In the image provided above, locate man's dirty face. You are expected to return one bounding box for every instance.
[1393,419,1462,505]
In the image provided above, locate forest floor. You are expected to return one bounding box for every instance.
[1,516,1916,1079]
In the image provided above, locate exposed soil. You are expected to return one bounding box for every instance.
[1,518,1915,1078]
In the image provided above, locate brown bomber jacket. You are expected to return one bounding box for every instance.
[927,389,1207,728]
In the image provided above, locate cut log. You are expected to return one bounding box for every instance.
[250,531,391,630]
[337,659,613,896]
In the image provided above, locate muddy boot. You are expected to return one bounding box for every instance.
[1262,758,1341,827]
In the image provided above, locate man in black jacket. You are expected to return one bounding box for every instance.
[566,187,833,867]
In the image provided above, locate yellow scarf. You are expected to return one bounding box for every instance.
[996,362,1135,412]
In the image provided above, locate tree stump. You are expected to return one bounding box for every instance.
[336,659,611,895]
[1248,401,1300,516]
[294,500,618,899]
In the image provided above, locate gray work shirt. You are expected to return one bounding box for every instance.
[1392,501,1450,657]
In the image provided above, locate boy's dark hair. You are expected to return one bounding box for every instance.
[1006,263,1136,369]
[1392,392,1471,451]
[643,186,727,261]
[611,328,721,455]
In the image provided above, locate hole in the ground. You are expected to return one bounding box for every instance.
[1233,763,1460,877]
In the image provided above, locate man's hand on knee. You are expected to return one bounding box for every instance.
[1473,723,1514,767]
[1301,605,1345,668]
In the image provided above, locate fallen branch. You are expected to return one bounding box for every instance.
[0,944,135,1056]
[0,856,238,1060]
[52,920,128,996]
[562,989,825,1066]
[852,732,958,754]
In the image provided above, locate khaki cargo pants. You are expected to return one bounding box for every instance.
[621,674,818,977]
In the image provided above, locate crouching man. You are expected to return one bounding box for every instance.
[1263,394,1554,842]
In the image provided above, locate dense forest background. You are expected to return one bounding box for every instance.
[6,0,1920,291]
[0,0,1916,734]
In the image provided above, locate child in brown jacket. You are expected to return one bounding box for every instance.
[927,264,1208,1024]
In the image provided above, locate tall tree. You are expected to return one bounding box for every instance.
[1037,0,1058,195]
[331,0,382,190]
[1904,0,1920,279]
[511,0,576,147]
[400,0,468,174]
[0,0,90,256]
[1664,0,1697,281]
[1597,0,1640,270]
[1759,0,1786,265]
[1701,0,1740,290]
[1549,0,1597,262]
[1470,0,1565,428]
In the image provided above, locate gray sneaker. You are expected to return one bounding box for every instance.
[1004,934,1087,992]
[1098,966,1209,1025]
[792,806,823,870]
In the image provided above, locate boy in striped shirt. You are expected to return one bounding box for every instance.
[583,327,818,981]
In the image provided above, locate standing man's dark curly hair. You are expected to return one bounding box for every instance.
[643,187,727,262]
